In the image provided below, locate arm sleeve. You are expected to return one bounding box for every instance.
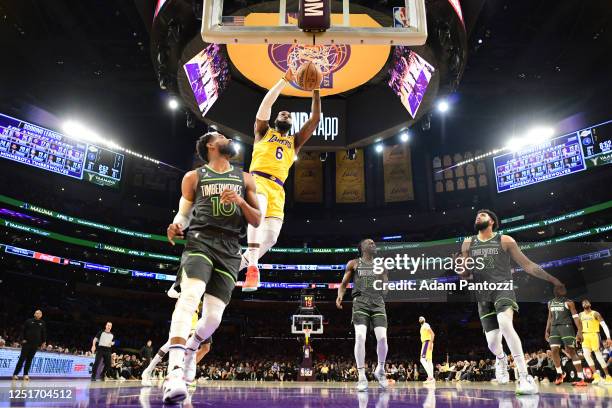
[256,78,288,121]
[94,331,102,340]
[601,321,611,339]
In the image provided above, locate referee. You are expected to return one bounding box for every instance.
[12,309,46,380]
[91,322,114,381]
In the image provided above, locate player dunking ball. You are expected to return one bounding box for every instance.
[419,317,435,384]
[337,239,388,391]
[241,68,321,291]
[579,299,612,385]
[163,131,261,403]
[459,209,565,395]
[545,285,586,386]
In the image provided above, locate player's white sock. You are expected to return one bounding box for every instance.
[428,361,435,378]
[555,366,562,374]
[497,311,528,377]
[354,325,367,377]
[594,351,608,372]
[167,344,186,372]
[420,358,433,378]
[245,193,268,267]
[374,327,387,371]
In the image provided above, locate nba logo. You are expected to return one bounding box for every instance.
[393,7,408,28]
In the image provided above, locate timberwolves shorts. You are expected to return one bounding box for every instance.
[476,288,518,333]
[252,174,286,220]
[352,296,387,328]
[582,332,600,351]
[176,229,241,305]
[549,324,576,348]
[421,340,433,360]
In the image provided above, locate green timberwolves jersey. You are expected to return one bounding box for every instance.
[189,165,245,236]
[468,233,512,283]
[352,258,382,300]
[549,297,573,326]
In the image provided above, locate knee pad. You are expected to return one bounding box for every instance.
[374,327,387,343]
[258,218,283,257]
[169,277,206,339]
[195,294,226,338]
[354,325,367,344]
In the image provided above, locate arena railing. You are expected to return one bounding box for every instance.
[1,193,611,256]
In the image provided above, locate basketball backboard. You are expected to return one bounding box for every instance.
[202,0,427,45]
[292,314,323,334]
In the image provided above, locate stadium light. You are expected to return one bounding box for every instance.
[400,132,410,143]
[437,100,449,113]
[526,126,554,143]
[375,144,383,153]
[62,120,107,145]
[168,97,180,110]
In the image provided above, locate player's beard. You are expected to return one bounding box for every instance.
[275,119,292,134]
[474,220,490,232]
[219,140,237,158]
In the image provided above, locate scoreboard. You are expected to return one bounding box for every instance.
[0,113,124,188]
[494,133,586,193]
[580,121,612,168]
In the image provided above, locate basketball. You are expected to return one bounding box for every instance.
[295,61,322,91]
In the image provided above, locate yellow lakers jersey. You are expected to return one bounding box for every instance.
[420,323,433,342]
[249,128,295,183]
[580,311,601,333]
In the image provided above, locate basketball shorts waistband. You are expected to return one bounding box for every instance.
[251,171,284,187]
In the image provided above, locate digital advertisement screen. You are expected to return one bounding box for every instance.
[388,47,435,118]
[580,120,612,168]
[183,43,230,117]
[494,133,586,193]
[0,348,94,378]
[0,113,124,188]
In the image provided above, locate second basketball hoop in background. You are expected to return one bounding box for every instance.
[296,61,322,91]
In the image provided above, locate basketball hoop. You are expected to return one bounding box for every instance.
[285,44,350,77]
[304,328,311,346]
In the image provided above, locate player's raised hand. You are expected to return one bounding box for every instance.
[221,188,244,206]
[167,223,184,246]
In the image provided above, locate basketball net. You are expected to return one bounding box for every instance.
[304,328,311,346]
[287,45,346,76]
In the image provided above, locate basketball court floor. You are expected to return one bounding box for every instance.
[2,379,611,407]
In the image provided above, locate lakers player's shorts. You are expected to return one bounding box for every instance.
[352,296,387,328]
[582,332,600,351]
[253,174,286,219]
[476,288,518,333]
[176,229,241,305]
[549,324,576,348]
[421,340,433,360]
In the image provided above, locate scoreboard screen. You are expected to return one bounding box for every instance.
[0,113,123,188]
[84,145,124,188]
[494,133,586,193]
[301,294,315,310]
[580,120,612,168]
[0,113,87,179]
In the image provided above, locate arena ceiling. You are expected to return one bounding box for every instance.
[0,0,610,166]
